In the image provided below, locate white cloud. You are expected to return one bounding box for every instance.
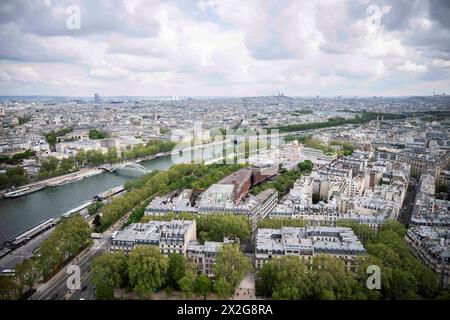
[397,61,428,73]
[0,0,449,96]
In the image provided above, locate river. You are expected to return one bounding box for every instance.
[0,146,221,243]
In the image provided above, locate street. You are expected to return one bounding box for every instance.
[30,234,110,300]
[0,228,54,272]
[399,178,417,227]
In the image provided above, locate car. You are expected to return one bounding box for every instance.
[1,269,15,277]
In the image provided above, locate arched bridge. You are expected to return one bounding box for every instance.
[100,162,151,175]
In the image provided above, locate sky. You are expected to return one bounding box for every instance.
[0,0,449,97]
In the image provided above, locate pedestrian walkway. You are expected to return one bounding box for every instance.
[233,272,257,300]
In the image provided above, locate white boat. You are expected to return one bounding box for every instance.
[4,184,46,198]
[61,200,94,218]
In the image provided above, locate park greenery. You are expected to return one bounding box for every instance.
[256,221,450,300]
[92,243,251,300]
[286,135,355,156]
[250,160,312,198]
[303,138,336,155]
[0,215,91,299]
[271,112,404,133]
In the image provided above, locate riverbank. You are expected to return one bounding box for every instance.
[0,143,215,198]
[1,167,104,198]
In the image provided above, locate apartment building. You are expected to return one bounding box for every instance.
[110,220,197,255]
[255,226,366,270]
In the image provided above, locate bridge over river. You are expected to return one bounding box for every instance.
[99,162,151,175]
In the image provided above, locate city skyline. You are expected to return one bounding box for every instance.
[1,0,450,97]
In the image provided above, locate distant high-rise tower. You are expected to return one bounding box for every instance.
[94,93,101,104]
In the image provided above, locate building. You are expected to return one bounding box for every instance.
[187,240,223,276]
[145,189,197,216]
[255,226,366,270]
[299,147,337,170]
[406,226,450,287]
[216,167,253,203]
[110,220,196,255]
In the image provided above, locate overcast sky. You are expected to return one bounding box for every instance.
[0,0,449,97]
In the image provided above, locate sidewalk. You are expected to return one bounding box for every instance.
[233,272,257,300]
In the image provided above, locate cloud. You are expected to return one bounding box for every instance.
[0,0,449,96]
[397,61,428,73]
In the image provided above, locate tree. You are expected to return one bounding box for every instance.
[214,277,234,299]
[0,276,17,300]
[179,271,196,299]
[14,259,39,297]
[92,251,127,300]
[167,254,186,290]
[89,129,106,139]
[75,150,86,166]
[298,160,313,172]
[60,158,76,172]
[107,147,119,163]
[213,244,252,298]
[310,254,362,300]
[127,246,168,298]
[92,214,101,230]
[36,215,91,279]
[194,273,212,300]
[256,256,311,299]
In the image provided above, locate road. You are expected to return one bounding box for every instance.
[30,205,131,301]
[399,178,417,227]
[30,234,111,300]
[0,228,54,272]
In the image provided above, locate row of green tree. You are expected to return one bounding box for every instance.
[256,221,450,300]
[74,140,177,167]
[121,140,176,161]
[38,156,78,179]
[92,244,251,299]
[250,161,312,198]
[272,112,404,133]
[0,167,28,189]
[98,163,244,231]
[0,215,92,299]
